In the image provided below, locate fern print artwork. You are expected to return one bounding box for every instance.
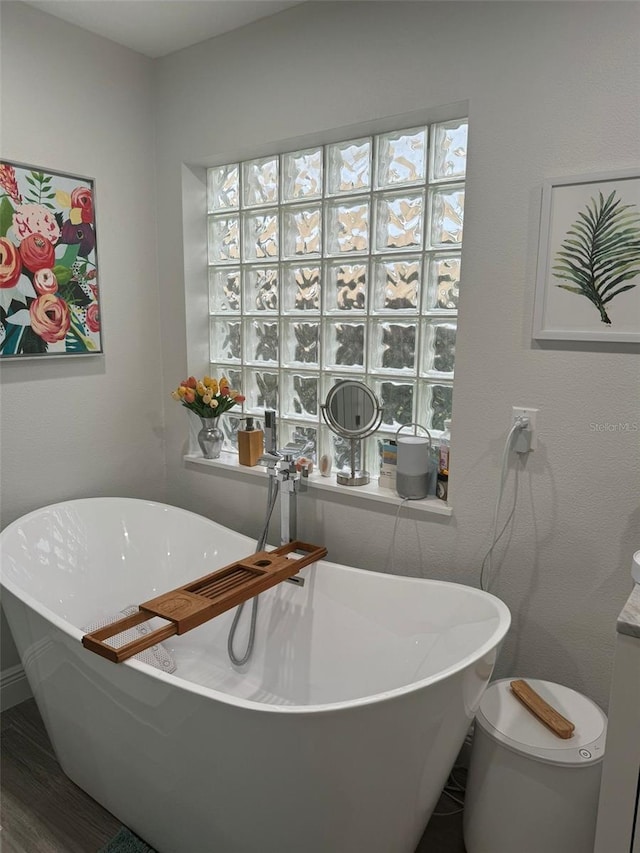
[553,189,640,326]
[0,161,101,358]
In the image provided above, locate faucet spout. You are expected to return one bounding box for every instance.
[257,450,281,468]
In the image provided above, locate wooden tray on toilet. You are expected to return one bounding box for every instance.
[82,540,327,663]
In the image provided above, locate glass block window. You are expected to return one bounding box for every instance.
[207,119,467,466]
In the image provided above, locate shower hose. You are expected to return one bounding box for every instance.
[226,475,280,666]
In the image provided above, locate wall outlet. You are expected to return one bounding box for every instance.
[512,406,538,451]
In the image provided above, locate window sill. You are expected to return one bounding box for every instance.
[184,453,453,517]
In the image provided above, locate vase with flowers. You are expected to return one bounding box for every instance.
[171,374,245,459]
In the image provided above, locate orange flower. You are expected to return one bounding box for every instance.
[0,237,22,288]
[29,294,70,343]
[19,233,55,273]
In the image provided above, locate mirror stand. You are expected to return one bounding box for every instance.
[321,380,383,487]
[339,437,370,487]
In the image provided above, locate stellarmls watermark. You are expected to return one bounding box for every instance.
[590,422,639,432]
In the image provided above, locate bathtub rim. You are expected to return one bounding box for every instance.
[0,496,511,716]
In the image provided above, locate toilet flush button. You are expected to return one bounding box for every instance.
[579,749,592,759]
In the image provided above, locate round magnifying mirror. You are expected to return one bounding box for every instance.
[322,381,383,486]
[325,380,379,436]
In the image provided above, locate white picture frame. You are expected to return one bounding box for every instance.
[533,169,640,343]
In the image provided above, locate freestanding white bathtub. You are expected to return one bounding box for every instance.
[0,498,510,853]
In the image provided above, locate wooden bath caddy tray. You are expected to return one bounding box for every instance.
[82,540,327,664]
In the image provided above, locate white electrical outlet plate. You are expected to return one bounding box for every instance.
[512,406,538,450]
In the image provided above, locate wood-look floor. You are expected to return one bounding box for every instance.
[0,699,120,852]
[1,698,465,853]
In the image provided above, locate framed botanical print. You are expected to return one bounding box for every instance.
[0,160,103,358]
[533,169,640,343]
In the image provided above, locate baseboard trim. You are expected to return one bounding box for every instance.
[0,664,32,711]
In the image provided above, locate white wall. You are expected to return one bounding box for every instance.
[0,2,166,671]
[155,1,640,711]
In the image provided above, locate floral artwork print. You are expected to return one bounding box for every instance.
[0,161,102,357]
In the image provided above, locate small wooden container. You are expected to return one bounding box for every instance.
[238,417,263,467]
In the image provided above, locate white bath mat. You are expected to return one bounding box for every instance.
[83,606,177,673]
